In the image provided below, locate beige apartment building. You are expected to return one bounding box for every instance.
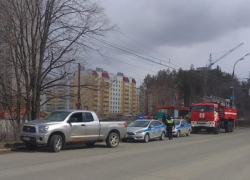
[73,67,139,118]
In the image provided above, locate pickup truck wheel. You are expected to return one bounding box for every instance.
[106,132,120,148]
[25,142,37,150]
[144,133,149,143]
[159,132,165,140]
[49,135,62,152]
[86,143,95,147]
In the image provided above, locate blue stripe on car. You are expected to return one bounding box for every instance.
[176,125,191,130]
[144,125,165,132]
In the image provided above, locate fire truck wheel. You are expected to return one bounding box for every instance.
[192,127,198,134]
[229,122,234,132]
[206,128,210,133]
[213,125,220,134]
[225,122,229,133]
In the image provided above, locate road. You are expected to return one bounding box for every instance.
[0,127,250,180]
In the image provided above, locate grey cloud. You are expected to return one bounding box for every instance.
[103,0,250,47]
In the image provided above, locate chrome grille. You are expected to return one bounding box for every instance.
[23,126,36,133]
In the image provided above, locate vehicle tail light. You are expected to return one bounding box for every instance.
[124,123,128,128]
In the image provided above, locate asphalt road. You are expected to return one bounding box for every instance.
[0,127,250,180]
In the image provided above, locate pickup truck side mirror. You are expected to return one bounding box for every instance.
[68,117,78,123]
[149,125,154,129]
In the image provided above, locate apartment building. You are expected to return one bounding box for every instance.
[73,67,139,118]
[41,76,73,112]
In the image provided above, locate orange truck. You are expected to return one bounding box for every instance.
[190,96,237,134]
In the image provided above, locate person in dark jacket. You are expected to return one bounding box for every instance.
[166,115,175,140]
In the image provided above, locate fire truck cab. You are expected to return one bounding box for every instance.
[191,96,237,134]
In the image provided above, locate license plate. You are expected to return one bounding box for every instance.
[23,137,30,141]
[127,135,133,139]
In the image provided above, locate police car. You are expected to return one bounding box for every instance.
[125,119,166,143]
[173,119,191,137]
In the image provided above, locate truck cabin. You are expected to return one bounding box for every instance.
[191,103,219,121]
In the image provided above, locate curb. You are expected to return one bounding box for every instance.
[0,148,14,153]
[0,146,24,153]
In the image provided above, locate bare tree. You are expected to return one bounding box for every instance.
[0,0,114,120]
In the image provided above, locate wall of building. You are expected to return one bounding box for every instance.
[72,67,139,118]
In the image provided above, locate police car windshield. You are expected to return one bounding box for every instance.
[174,120,180,125]
[45,111,70,122]
[129,121,150,127]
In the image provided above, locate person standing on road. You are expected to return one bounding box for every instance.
[166,115,175,140]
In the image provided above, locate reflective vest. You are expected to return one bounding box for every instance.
[166,119,174,124]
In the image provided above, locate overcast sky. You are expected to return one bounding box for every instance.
[86,0,250,86]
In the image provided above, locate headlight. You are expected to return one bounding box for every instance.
[39,126,49,133]
[135,130,144,134]
[172,127,175,130]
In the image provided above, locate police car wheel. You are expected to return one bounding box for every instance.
[176,131,180,138]
[186,130,190,136]
[144,133,149,143]
[160,132,165,140]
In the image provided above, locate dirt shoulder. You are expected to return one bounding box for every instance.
[0,141,24,151]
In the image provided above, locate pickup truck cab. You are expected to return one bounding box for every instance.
[20,110,127,152]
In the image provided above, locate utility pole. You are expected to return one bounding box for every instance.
[77,63,81,109]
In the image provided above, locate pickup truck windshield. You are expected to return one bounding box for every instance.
[45,111,70,122]
[129,121,150,127]
[193,105,214,112]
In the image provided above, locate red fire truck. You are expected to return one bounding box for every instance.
[190,96,237,134]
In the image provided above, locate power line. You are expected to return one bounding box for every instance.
[88,48,158,73]
[85,38,164,70]
[111,31,238,84]
[86,35,178,70]
[115,30,191,68]
[110,33,183,69]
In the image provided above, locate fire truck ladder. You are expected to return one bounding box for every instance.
[204,95,230,107]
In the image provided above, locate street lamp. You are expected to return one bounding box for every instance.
[232,53,250,77]
[230,53,250,107]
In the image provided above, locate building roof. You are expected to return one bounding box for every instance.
[123,77,130,82]
[102,72,110,78]
[92,71,98,77]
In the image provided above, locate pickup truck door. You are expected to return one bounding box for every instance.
[83,112,100,141]
[67,112,86,142]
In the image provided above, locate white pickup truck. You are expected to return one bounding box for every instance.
[20,110,127,152]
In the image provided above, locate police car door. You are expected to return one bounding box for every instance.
[153,121,162,137]
[148,121,156,138]
[180,120,187,135]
